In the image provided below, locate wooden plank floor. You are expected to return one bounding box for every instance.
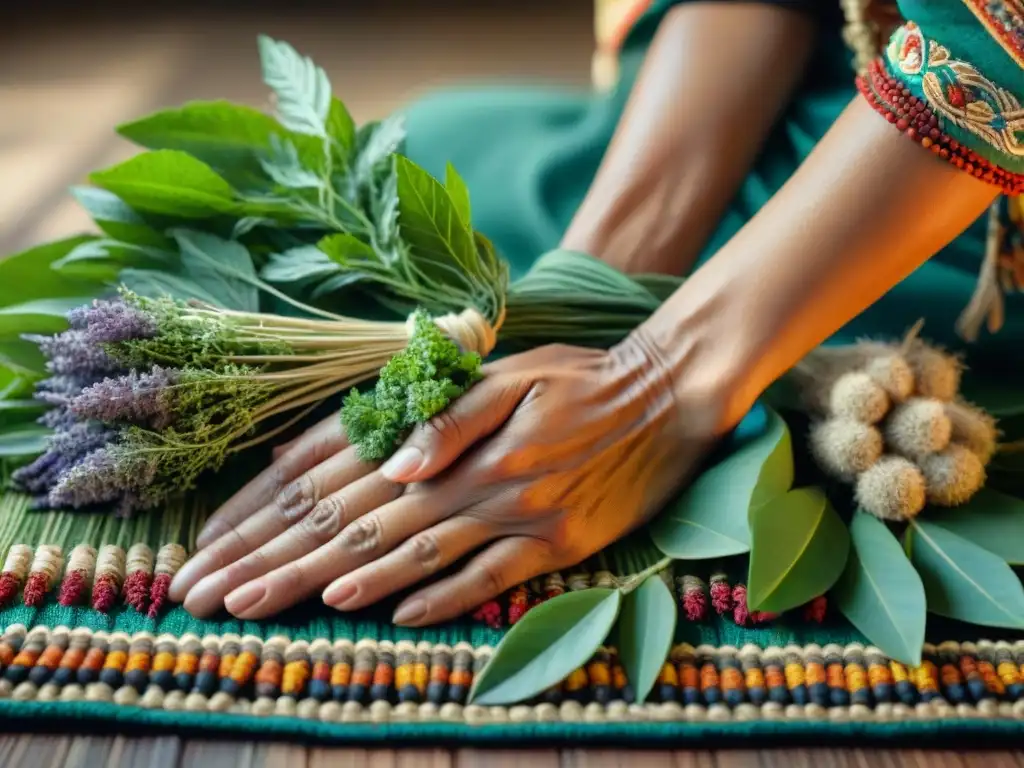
[1,2,1022,764]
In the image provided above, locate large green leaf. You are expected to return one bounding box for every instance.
[395,155,478,277]
[261,246,342,285]
[171,230,260,311]
[445,162,472,227]
[257,36,332,137]
[326,98,356,154]
[119,269,224,308]
[0,298,91,339]
[616,576,676,704]
[51,239,171,282]
[0,236,104,307]
[70,187,175,249]
[0,340,48,377]
[833,511,926,666]
[926,489,1024,565]
[0,399,46,430]
[469,588,621,706]
[117,100,323,187]
[90,150,237,218]
[907,520,1024,629]
[650,405,793,559]
[0,426,50,457]
[746,487,849,612]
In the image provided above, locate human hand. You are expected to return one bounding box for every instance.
[170,332,725,624]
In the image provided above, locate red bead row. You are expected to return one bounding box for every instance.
[857,58,1024,196]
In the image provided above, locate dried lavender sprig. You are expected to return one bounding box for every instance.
[69,366,180,430]
[25,330,122,377]
[67,297,158,343]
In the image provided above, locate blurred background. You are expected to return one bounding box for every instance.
[1,1,611,254]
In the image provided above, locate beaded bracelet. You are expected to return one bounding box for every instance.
[857,58,1024,196]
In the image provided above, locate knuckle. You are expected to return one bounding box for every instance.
[408,532,441,574]
[275,474,318,520]
[423,410,462,444]
[338,514,384,555]
[475,562,506,598]
[303,496,347,539]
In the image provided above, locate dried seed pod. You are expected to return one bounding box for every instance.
[884,398,953,459]
[919,445,986,507]
[905,340,961,401]
[809,418,884,480]
[830,372,891,424]
[855,455,927,521]
[863,354,914,403]
[945,401,998,465]
[790,342,892,413]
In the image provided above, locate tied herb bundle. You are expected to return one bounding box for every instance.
[12,289,483,515]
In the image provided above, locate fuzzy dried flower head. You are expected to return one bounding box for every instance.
[808,418,883,480]
[855,455,927,521]
[945,400,998,465]
[67,297,158,343]
[905,340,961,401]
[69,366,180,429]
[863,353,914,403]
[919,444,986,507]
[830,371,890,424]
[884,398,952,460]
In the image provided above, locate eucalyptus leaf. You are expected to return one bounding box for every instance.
[926,489,1024,565]
[469,588,621,706]
[907,520,1024,629]
[170,229,260,311]
[747,487,849,613]
[0,426,50,457]
[0,236,104,306]
[832,511,926,666]
[650,404,793,559]
[0,298,91,339]
[70,187,174,249]
[617,575,676,704]
[90,150,238,218]
[257,36,332,137]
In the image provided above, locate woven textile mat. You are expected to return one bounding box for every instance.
[1,491,1023,746]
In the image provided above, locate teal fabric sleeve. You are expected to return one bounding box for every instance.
[888,1,1024,174]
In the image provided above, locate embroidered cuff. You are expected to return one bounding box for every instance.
[856,21,1024,191]
[962,0,1024,69]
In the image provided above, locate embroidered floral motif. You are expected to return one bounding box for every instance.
[887,22,1024,160]
[962,0,1024,67]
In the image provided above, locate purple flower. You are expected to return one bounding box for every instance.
[47,446,156,511]
[66,298,157,343]
[25,330,120,376]
[35,375,97,407]
[12,421,118,494]
[69,366,179,429]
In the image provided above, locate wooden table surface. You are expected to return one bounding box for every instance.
[1,3,1022,765]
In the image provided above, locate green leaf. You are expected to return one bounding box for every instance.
[0,236,105,306]
[926,489,1024,565]
[260,135,323,190]
[319,233,380,269]
[51,238,171,282]
[650,405,793,559]
[395,155,478,277]
[90,150,237,218]
[261,246,341,285]
[257,36,331,137]
[747,487,849,613]
[327,98,356,153]
[0,298,90,339]
[70,187,174,249]
[617,575,676,704]
[0,399,47,430]
[355,117,406,188]
[0,340,47,377]
[0,426,50,457]
[170,230,260,311]
[832,511,926,666]
[469,588,621,706]
[119,269,223,307]
[907,520,1024,629]
[445,163,471,226]
[117,100,322,187]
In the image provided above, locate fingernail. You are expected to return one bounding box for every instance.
[380,447,423,480]
[322,580,358,609]
[224,582,266,616]
[392,599,427,626]
[168,557,204,601]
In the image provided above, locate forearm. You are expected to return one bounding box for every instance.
[638,96,999,434]
[562,2,817,276]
